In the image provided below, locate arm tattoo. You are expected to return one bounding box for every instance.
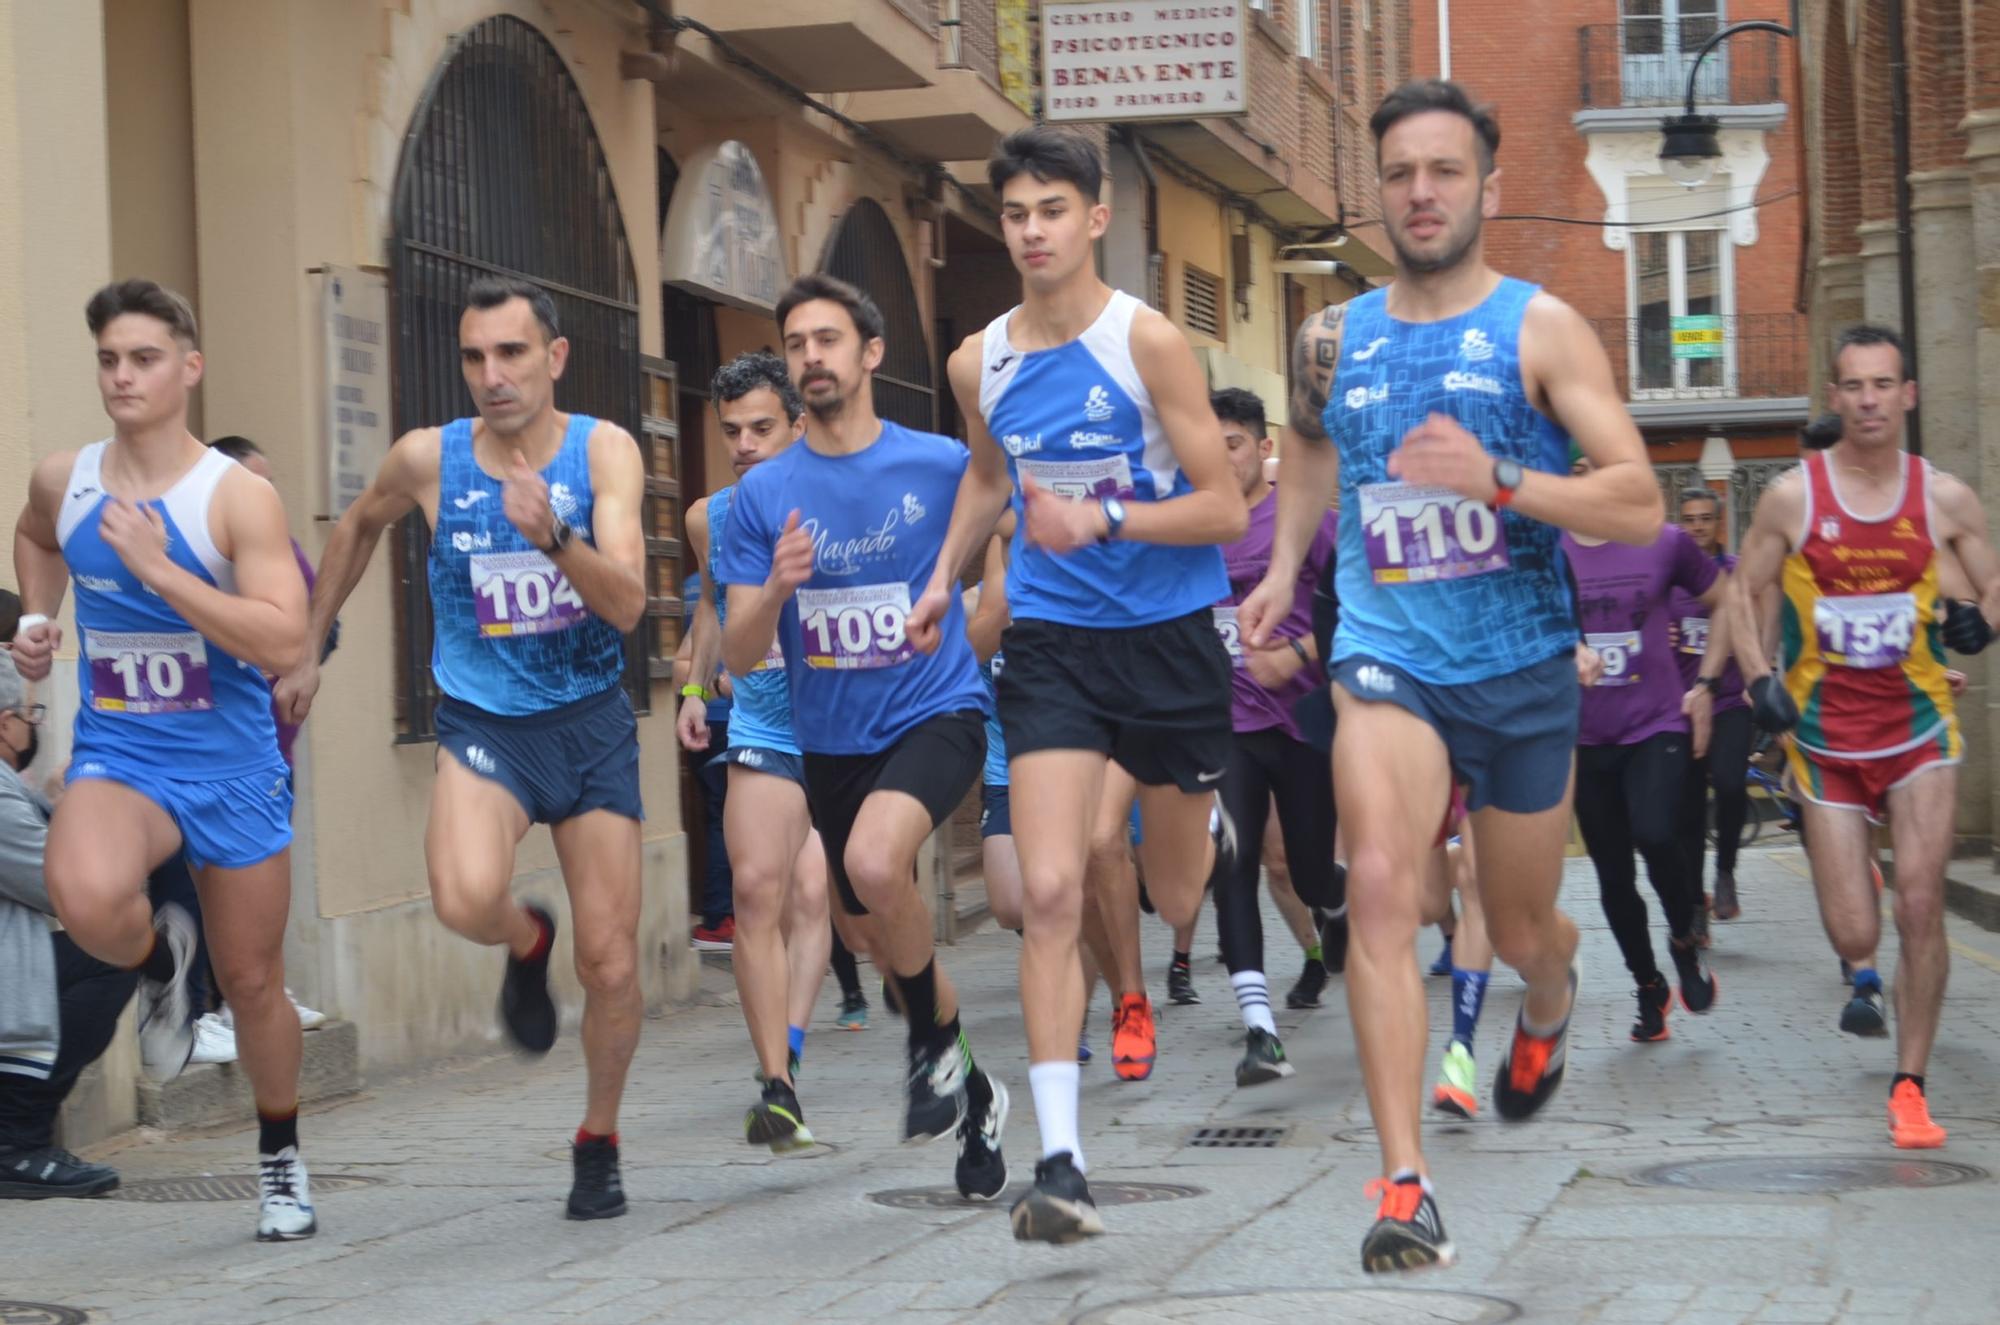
[1288,303,1345,443]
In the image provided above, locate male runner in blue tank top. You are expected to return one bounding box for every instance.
[675,352,836,1156]
[712,273,1008,1203]
[276,277,648,1221]
[1238,81,1665,1272]
[909,125,1247,1244]
[10,280,315,1241]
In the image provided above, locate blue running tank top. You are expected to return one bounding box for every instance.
[707,485,798,756]
[1328,279,1576,685]
[428,414,626,715]
[981,649,1008,786]
[58,442,281,778]
[978,290,1227,627]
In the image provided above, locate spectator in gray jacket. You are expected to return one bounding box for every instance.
[0,649,138,1197]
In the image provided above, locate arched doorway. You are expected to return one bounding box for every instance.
[388,15,642,736]
[821,199,934,432]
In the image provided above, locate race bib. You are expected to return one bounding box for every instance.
[797,582,914,670]
[85,628,214,714]
[1816,593,1917,670]
[750,640,786,672]
[472,552,588,637]
[1212,605,1244,666]
[1016,455,1136,502]
[1358,482,1510,584]
[1679,615,1710,657]
[1586,630,1641,687]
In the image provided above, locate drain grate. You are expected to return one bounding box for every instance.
[111,1173,387,1203]
[0,1305,91,1325]
[871,1180,1203,1211]
[1070,1288,1520,1323]
[1186,1125,1289,1149]
[1632,1155,1987,1195]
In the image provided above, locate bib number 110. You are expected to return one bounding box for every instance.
[1368,501,1500,566]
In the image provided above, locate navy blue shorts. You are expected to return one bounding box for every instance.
[980,782,1011,839]
[719,745,806,788]
[435,684,642,825]
[1329,651,1577,816]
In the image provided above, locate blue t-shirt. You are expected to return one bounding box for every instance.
[982,650,1008,786]
[712,421,989,755]
[708,486,795,754]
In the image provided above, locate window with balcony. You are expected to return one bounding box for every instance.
[1630,224,1730,395]
[1621,0,1724,102]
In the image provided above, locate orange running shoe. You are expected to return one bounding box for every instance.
[1111,993,1157,1081]
[1888,1079,1947,1149]
[1360,1176,1455,1272]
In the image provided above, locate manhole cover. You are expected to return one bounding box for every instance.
[1334,1119,1630,1152]
[1070,1288,1519,1323]
[1632,1155,1988,1194]
[0,1305,90,1325]
[1187,1125,1290,1149]
[870,1180,1204,1211]
[111,1173,388,1202]
[1708,1115,2000,1144]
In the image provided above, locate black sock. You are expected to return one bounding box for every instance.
[900,961,941,1046]
[258,1109,300,1155]
[1171,950,1191,970]
[135,933,177,984]
[1892,1072,1926,1095]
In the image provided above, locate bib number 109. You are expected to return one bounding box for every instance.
[797,583,914,670]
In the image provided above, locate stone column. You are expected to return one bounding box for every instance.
[1964,110,2000,859]
[1856,220,1905,331]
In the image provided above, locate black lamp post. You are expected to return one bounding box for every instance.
[1657,19,1792,187]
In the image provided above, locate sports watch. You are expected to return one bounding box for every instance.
[541,516,575,555]
[1099,497,1127,541]
[1491,458,1524,508]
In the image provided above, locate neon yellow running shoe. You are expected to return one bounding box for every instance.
[1430,1039,1478,1119]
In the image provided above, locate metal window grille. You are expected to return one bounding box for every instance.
[388,15,647,738]
[820,199,936,432]
[1183,264,1223,340]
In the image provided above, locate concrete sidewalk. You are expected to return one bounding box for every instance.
[8,842,2000,1324]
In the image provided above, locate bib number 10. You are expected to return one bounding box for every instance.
[83,628,215,715]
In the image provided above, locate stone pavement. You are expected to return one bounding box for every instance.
[9,842,2000,1325]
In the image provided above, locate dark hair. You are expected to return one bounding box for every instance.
[1831,324,1909,381]
[774,272,885,344]
[86,278,199,347]
[1210,387,1267,440]
[208,435,263,462]
[0,590,18,646]
[465,276,561,343]
[1370,79,1501,176]
[711,351,803,422]
[987,125,1104,201]
[1679,487,1721,515]
[1801,411,1843,450]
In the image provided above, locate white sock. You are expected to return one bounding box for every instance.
[1029,1060,1084,1172]
[1231,970,1277,1036]
[1388,1166,1434,1196]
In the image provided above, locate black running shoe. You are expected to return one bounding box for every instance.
[1630,975,1671,1042]
[746,1079,816,1154]
[1009,1151,1104,1243]
[1361,1177,1455,1273]
[954,1072,1009,1201]
[1840,986,1889,1037]
[500,905,558,1055]
[1286,955,1328,1008]
[903,1036,969,1144]
[1669,937,1718,1013]
[1494,959,1578,1121]
[1235,1027,1295,1087]
[566,1135,626,1220]
[1319,910,1349,975]
[1167,960,1200,1006]
[0,1146,120,1199]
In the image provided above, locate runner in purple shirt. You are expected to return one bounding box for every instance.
[1207,389,1340,1088]
[1564,453,1732,1044]
[1669,487,1751,927]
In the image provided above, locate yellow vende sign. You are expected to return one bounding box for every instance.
[1671,315,1725,359]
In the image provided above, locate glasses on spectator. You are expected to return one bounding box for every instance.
[7,704,46,725]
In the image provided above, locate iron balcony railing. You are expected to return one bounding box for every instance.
[1577,21,1783,109]
[1593,311,1807,402]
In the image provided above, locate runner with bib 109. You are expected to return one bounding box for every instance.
[1237,79,1663,1274]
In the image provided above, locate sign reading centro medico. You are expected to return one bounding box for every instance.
[1041,2,1246,124]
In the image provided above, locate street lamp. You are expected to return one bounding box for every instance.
[1658,19,1791,187]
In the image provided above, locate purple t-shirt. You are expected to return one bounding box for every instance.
[1668,547,1745,714]
[1220,489,1339,739]
[1565,524,1718,747]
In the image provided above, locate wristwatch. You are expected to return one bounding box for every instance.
[1491,458,1524,508]
[1694,675,1721,694]
[541,516,574,555]
[1099,497,1127,541]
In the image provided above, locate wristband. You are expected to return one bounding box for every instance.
[1287,638,1311,665]
[1694,675,1721,694]
[680,683,708,700]
[15,614,48,635]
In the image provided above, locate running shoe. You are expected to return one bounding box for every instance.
[136,903,197,1082]
[1111,993,1157,1082]
[190,1010,239,1065]
[1428,936,1454,978]
[691,916,736,951]
[0,1146,120,1199]
[1691,894,1713,949]
[566,1135,627,1219]
[836,992,869,1031]
[955,1073,1009,1201]
[1360,1176,1455,1273]
[255,1146,318,1241]
[1630,975,1671,1042]
[1430,1039,1478,1118]
[1009,1151,1103,1243]
[1235,1027,1294,1086]
[1711,870,1740,921]
[1887,1079,1947,1149]
[1841,986,1889,1037]
[288,991,328,1030]
[1286,954,1328,1009]
[903,1036,969,1144]
[1669,937,1718,1014]
[1167,959,1200,1006]
[1494,959,1578,1121]
[499,904,558,1054]
[746,1079,815,1155]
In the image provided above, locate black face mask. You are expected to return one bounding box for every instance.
[3,718,36,773]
